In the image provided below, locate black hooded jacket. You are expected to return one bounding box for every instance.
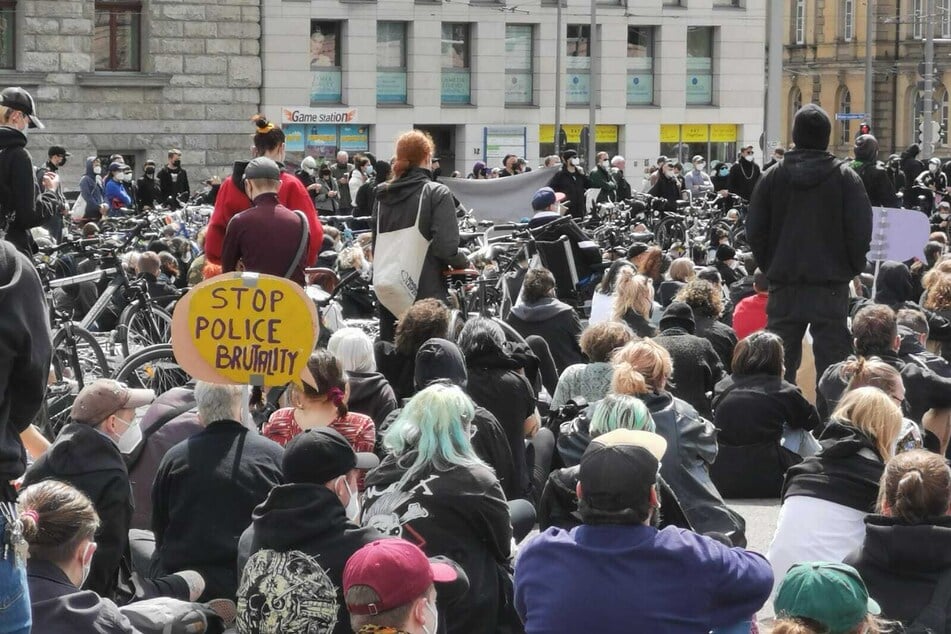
[346,371,398,427]
[846,515,951,630]
[23,423,132,599]
[901,144,926,185]
[548,167,590,219]
[869,261,951,343]
[0,126,58,254]
[237,484,383,634]
[506,297,584,374]
[0,241,50,502]
[747,149,872,286]
[852,160,899,207]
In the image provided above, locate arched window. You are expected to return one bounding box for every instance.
[938,85,950,145]
[837,86,852,146]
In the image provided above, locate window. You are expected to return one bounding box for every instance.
[0,1,14,69]
[914,0,924,39]
[837,86,852,146]
[842,0,854,41]
[662,0,682,5]
[790,86,803,123]
[566,24,590,105]
[686,26,714,106]
[794,0,805,45]
[942,0,951,38]
[441,23,471,104]
[311,21,342,104]
[377,21,407,104]
[627,26,654,106]
[94,1,141,71]
[713,0,741,6]
[939,86,950,145]
[505,25,533,105]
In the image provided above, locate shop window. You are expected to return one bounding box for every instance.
[94,1,141,71]
[505,24,534,105]
[441,23,471,105]
[627,26,655,106]
[686,26,714,106]
[538,124,618,168]
[281,123,370,165]
[311,21,343,104]
[566,24,590,105]
[658,124,737,167]
[377,21,407,105]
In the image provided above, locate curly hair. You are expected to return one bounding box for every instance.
[923,271,951,312]
[579,321,636,362]
[634,246,663,283]
[675,279,723,318]
[394,299,450,356]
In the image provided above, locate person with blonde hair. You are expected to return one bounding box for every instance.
[658,257,695,307]
[767,387,904,594]
[550,321,636,409]
[610,339,746,542]
[612,268,656,338]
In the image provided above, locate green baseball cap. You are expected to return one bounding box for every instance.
[774,562,881,634]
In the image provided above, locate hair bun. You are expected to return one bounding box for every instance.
[251,114,273,133]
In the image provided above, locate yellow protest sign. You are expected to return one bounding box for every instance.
[171,273,319,386]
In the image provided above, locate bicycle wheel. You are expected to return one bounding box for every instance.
[113,344,190,395]
[118,302,173,358]
[654,219,685,251]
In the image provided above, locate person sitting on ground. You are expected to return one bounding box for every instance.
[714,244,746,288]
[732,270,770,341]
[710,331,821,499]
[841,357,923,454]
[653,301,723,419]
[328,327,398,429]
[767,387,903,594]
[374,298,450,401]
[869,259,951,348]
[550,321,636,410]
[845,449,951,630]
[361,384,514,634]
[676,278,738,371]
[772,562,885,634]
[236,428,382,634]
[612,267,657,338]
[505,267,584,374]
[516,429,773,633]
[897,307,951,378]
[589,259,636,325]
[658,257,695,308]
[152,382,284,601]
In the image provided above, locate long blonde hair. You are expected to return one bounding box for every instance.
[923,271,951,311]
[831,386,903,461]
[610,339,672,395]
[612,268,654,322]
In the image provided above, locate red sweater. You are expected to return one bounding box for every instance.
[205,173,322,266]
[732,292,768,341]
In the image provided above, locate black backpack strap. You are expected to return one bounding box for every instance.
[909,566,951,632]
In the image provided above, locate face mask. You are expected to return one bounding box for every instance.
[931,164,940,173]
[422,597,439,634]
[123,172,132,182]
[366,165,374,176]
[601,160,610,170]
[304,167,315,176]
[742,154,753,162]
[342,477,361,522]
[145,167,155,175]
[173,159,182,168]
[570,158,581,167]
[80,541,96,587]
[719,167,729,177]
[93,166,102,175]
[694,162,705,170]
[59,157,67,167]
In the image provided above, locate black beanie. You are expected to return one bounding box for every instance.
[853,134,879,162]
[792,104,832,151]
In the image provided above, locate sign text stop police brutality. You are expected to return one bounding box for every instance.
[194,286,301,376]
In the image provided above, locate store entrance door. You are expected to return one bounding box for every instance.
[414,125,457,175]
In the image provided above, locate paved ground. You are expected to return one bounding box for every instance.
[727,498,782,623]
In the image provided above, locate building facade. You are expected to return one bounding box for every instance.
[261,0,766,178]
[3,0,262,188]
[783,0,951,158]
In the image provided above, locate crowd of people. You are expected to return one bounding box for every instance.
[5,82,951,634]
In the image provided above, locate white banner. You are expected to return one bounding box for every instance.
[441,167,560,223]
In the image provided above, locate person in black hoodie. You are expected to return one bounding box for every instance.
[653,302,723,420]
[236,427,382,634]
[23,379,155,600]
[505,267,584,374]
[727,146,761,202]
[0,87,59,255]
[135,160,163,211]
[547,149,590,220]
[862,260,951,349]
[375,298,450,401]
[328,327,398,428]
[747,103,873,386]
[900,144,926,197]
[850,134,898,208]
[362,383,515,634]
[845,450,951,631]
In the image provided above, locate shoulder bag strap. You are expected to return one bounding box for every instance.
[415,181,431,231]
[909,565,951,632]
[286,210,310,278]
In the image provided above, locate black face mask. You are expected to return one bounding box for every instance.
[145,167,155,175]
[57,156,67,167]
[173,159,181,168]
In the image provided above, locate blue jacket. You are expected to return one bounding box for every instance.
[514,524,773,633]
[104,177,132,210]
[79,156,105,219]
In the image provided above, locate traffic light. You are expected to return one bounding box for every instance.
[859,122,871,136]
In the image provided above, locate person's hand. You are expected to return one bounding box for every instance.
[42,172,59,191]
[717,189,729,197]
[99,203,109,213]
[307,183,322,192]
[328,190,337,198]
[338,175,348,185]
[210,175,221,185]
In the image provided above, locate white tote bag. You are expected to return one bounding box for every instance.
[70,193,87,221]
[373,183,433,317]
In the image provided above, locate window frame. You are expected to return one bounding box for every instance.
[837,86,852,146]
[504,24,534,106]
[686,25,715,106]
[377,21,408,105]
[0,0,15,70]
[441,22,472,105]
[566,23,591,106]
[94,0,142,72]
[842,0,854,41]
[626,25,655,106]
[794,0,805,45]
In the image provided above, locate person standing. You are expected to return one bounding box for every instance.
[157,149,190,209]
[79,157,107,222]
[295,155,320,204]
[136,160,162,211]
[763,147,785,171]
[0,87,59,255]
[331,150,353,214]
[611,155,632,201]
[587,151,617,203]
[684,155,714,199]
[851,134,898,208]
[728,145,761,201]
[648,160,683,208]
[747,103,872,386]
[548,149,590,220]
[37,146,69,242]
[886,154,906,197]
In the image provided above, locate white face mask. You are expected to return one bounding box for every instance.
[304,167,315,176]
[80,541,96,587]
[342,477,361,523]
[570,158,581,167]
[422,597,439,634]
[600,160,610,170]
[694,162,705,170]
[931,163,940,173]
[366,165,374,176]
[742,154,753,162]
[93,166,102,175]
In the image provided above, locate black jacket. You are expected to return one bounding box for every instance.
[157,164,190,207]
[782,421,884,512]
[28,559,134,634]
[846,515,951,630]
[901,145,925,185]
[151,420,284,601]
[658,280,685,308]
[237,483,384,634]
[648,173,682,206]
[747,149,872,286]
[715,261,746,288]
[620,308,656,338]
[654,328,723,420]
[372,167,468,305]
[727,160,761,201]
[870,261,951,343]
[347,371,399,427]
[548,167,590,219]
[23,423,132,599]
[374,342,416,401]
[135,173,163,211]
[506,297,585,374]
[363,455,513,634]
[0,242,50,502]
[695,315,737,373]
[852,161,899,207]
[0,126,58,254]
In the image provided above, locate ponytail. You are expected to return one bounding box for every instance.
[611,360,650,395]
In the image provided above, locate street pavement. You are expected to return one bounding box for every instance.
[727,498,781,622]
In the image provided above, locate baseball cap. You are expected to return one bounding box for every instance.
[108,161,125,173]
[344,539,458,616]
[774,562,881,634]
[0,87,43,129]
[578,429,667,520]
[691,155,704,163]
[48,146,69,158]
[244,156,282,180]
[71,379,155,426]
[283,427,379,485]
[531,186,566,211]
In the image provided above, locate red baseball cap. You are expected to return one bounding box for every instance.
[343,539,457,616]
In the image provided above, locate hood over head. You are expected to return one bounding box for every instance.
[510,296,574,322]
[84,156,100,178]
[874,261,913,306]
[792,104,832,150]
[415,338,467,389]
[853,134,879,162]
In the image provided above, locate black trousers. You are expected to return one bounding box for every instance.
[767,283,853,388]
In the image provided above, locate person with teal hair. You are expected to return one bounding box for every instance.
[589,394,656,436]
[361,383,514,634]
